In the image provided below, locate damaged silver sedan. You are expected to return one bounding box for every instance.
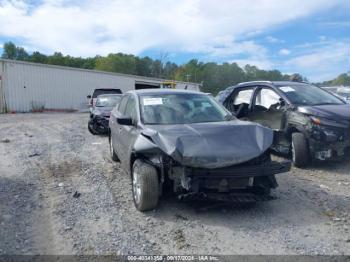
[109,89,291,211]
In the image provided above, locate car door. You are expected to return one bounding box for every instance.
[111,94,129,159]
[248,87,286,130]
[118,95,138,167]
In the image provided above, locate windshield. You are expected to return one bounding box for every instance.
[140,93,232,124]
[95,96,121,107]
[276,84,344,106]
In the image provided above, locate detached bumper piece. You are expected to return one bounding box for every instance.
[184,160,291,178]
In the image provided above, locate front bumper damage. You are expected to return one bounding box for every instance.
[89,115,110,134]
[168,160,291,194]
[309,125,350,160]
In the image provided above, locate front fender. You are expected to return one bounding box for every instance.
[132,133,162,154]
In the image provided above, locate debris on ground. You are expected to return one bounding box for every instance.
[175,214,188,221]
[320,184,330,191]
[28,152,41,157]
[323,210,336,218]
[58,182,64,187]
[64,226,72,231]
[72,191,81,198]
[173,229,188,249]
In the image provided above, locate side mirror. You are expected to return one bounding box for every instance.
[87,95,92,99]
[117,116,133,126]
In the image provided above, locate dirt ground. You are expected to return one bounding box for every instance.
[0,113,349,255]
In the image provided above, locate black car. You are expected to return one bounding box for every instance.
[88,94,122,135]
[109,89,290,211]
[216,81,350,167]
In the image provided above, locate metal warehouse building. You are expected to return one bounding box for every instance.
[0,59,201,113]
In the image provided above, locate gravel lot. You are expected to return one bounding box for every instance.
[0,113,349,255]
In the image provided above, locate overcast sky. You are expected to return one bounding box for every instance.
[0,0,350,81]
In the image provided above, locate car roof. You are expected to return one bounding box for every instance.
[97,94,122,98]
[94,88,121,91]
[215,81,310,104]
[236,80,308,87]
[126,88,204,96]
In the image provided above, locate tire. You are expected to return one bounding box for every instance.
[132,159,159,211]
[292,132,310,168]
[109,135,119,162]
[88,120,98,135]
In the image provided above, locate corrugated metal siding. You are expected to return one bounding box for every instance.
[0,61,6,113]
[0,61,5,113]
[2,60,201,112]
[3,61,136,112]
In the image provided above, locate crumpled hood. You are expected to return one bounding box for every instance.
[143,120,273,169]
[298,104,350,121]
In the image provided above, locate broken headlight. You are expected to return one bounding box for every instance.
[310,116,348,128]
[310,117,345,142]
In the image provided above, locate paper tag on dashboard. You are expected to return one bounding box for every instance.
[280,86,295,92]
[143,97,163,105]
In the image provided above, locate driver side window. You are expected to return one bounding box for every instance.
[124,96,137,122]
[118,95,129,114]
[255,88,281,110]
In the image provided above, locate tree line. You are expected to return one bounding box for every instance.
[2,41,347,94]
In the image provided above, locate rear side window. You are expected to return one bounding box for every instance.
[118,95,129,114]
[234,89,254,105]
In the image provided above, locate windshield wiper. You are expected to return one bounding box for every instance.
[312,102,342,106]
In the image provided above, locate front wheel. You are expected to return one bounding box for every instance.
[132,160,159,211]
[292,132,310,168]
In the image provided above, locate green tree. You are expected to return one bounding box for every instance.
[135,56,153,76]
[289,73,304,82]
[331,73,350,86]
[30,51,48,63]
[1,42,29,60]
[47,52,66,65]
[1,42,17,59]
[95,53,136,74]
